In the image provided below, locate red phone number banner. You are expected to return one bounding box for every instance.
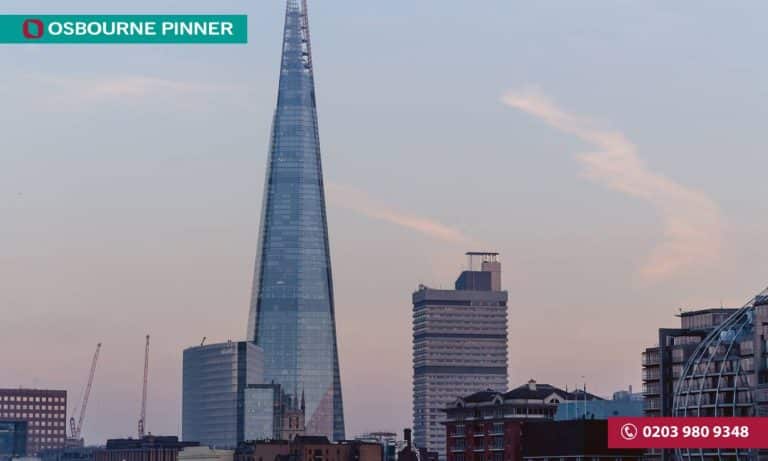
[608,417,768,449]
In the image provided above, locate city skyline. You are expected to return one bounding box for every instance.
[3,0,768,447]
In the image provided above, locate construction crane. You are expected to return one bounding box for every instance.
[69,343,101,441]
[138,334,150,438]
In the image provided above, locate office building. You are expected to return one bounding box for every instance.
[182,341,265,448]
[247,0,345,440]
[672,289,768,461]
[234,437,381,461]
[0,420,27,460]
[0,389,67,454]
[94,436,199,461]
[413,252,508,459]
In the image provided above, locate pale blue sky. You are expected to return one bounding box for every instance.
[2,0,768,445]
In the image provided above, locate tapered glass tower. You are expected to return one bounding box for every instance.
[247,0,345,440]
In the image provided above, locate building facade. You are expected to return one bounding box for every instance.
[0,420,27,460]
[246,0,344,441]
[444,381,583,461]
[641,308,737,461]
[182,341,265,448]
[94,436,199,461]
[243,384,306,442]
[0,389,67,454]
[235,437,380,461]
[642,308,737,419]
[413,253,508,459]
[444,387,640,461]
[671,289,768,461]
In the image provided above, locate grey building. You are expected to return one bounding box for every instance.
[412,252,508,460]
[182,341,264,448]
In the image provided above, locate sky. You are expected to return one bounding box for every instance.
[3,0,768,446]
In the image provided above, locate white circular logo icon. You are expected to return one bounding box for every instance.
[620,423,639,441]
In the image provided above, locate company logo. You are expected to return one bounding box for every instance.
[22,18,44,39]
[0,15,247,44]
[620,423,639,441]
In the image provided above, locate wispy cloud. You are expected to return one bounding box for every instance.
[25,74,235,104]
[502,88,722,281]
[326,183,476,245]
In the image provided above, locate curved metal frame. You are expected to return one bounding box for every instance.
[671,289,768,461]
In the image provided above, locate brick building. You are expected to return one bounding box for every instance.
[443,382,603,461]
[0,389,67,454]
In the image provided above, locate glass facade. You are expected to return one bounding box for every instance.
[247,0,345,440]
[244,386,278,441]
[0,421,27,459]
[182,342,264,448]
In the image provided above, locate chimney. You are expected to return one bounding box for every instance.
[528,379,537,391]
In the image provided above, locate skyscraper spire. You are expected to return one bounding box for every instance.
[248,0,345,441]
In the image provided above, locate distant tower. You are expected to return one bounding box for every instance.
[412,252,509,460]
[247,0,345,440]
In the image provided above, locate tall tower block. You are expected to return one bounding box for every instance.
[247,0,345,440]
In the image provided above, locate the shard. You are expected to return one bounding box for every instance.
[247,0,345,440]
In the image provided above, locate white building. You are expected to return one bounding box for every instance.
[412,253,509,461]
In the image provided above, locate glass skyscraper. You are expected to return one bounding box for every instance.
[247,0,345,441]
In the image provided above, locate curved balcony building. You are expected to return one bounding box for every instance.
[672,288,768,460]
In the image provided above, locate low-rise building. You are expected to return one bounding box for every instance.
[444,382,626,461]
[234,436,380,461]
[94,436,199,461]
[178,446,233,461]
[39,446,95,461]
[354,433,399,461]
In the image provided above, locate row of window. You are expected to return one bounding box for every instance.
[0,412,65,420]
[0,396,64,403]
[0,404,65,411]
[28,429,66,435]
